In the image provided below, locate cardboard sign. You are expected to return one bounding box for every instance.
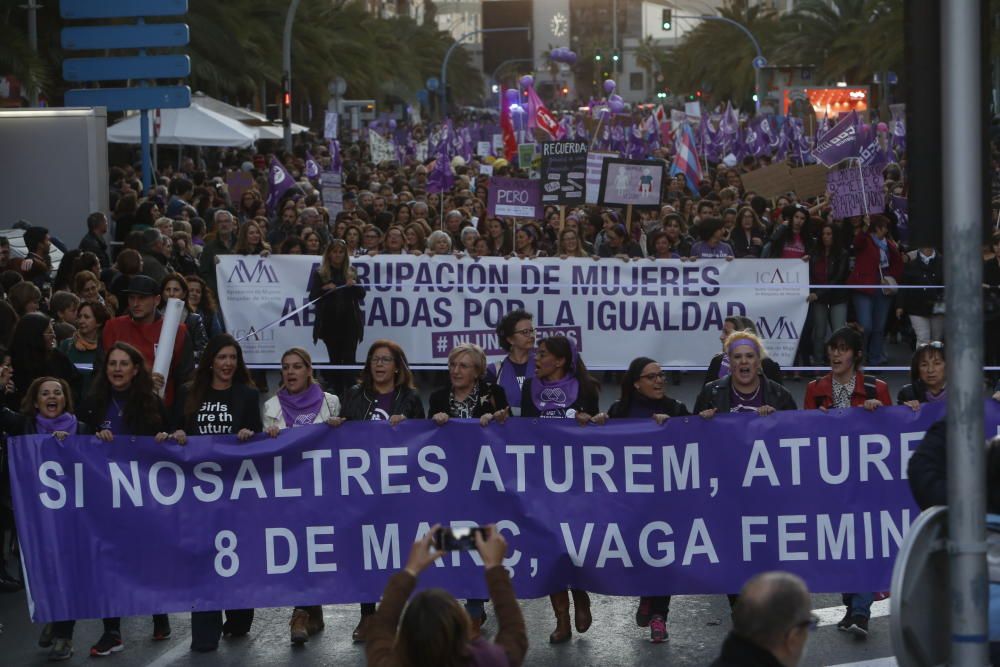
[368,129,396,164]
[517,143,536,169]
[598,158,666,209]
[585,151,617,204]
[225,172,255,207]
[476,141,492,157]
[324,111,338,139]
[492,134,504,154]
[788,164,830,199]
[487,176,542,219]
[320,171,343,215]
[739,163,796,199]
[827,166,884,219]
[539,141,588,206]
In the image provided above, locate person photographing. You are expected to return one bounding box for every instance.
[366,525,528,667]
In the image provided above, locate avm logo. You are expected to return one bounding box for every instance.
[756,316,799,339]
[227,259,279,284]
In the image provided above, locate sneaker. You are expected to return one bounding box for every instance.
[38,623,54,648]
[649,614,668,643]
[290,609,310,645]
[836,610,852,632]
[90,631,124,657]
[845,615,869,639]
[48,638,73,661]
[152,616,171,640]
[635,597,652,628]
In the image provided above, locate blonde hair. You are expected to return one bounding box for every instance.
[280,347,316,388]
[448,343,486,379]
[724,330,769,359]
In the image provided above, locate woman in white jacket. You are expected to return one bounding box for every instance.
[263,347,342,645]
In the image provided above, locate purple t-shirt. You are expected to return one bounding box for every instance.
[690,241,734,258]
[369,392,393,421]
[730,385,764,413]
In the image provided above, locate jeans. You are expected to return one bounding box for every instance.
[842,592,874,618]
[853,293,892,365]
[809,301,848,364]
[910,314,945,347]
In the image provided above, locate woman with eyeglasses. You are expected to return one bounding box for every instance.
[607,357,689,643]
[309,240,366,396]
[898,342,947,409]
[339,339,424,642]
[485,310,536,415]
[361,226,383,255]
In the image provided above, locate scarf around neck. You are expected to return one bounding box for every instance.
[278,383,325,428]
[35,412,79,435]
[530,374,580,412]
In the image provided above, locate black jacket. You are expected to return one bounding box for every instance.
[730,229,764,258]
[428,381,509,418]
[607,395,689,418]
[694,376,798,413]
[900,253,944,318]
[0,408,93,436]
[341,384,425,421]
[897,382,938,405]
[704,354,783,388]
[79,231,111,269]
[309,269,366,348]
[809,249,851,305]
[77,394,168,436]
[908,419,947,510]
[709,633,786,667]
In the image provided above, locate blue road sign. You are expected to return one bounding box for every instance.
[426,77,440,92]
[64,85,191,112]
[61,0,187,19]
[62,24,189,50]
[63,55,190,82]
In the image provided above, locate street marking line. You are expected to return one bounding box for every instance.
[145,636,192,667]
[829,658,897,667]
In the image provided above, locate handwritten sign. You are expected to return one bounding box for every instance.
[540,141,588,206]
[828,166,884,219]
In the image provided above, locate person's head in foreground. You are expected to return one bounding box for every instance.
[714,571,814,667]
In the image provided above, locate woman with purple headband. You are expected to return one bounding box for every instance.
[519,334,602,645]
[694,331,797,416]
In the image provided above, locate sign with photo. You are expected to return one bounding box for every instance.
[597,158,666,209]
[539,140,588,206]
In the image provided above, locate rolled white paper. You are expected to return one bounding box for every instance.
[152,298,186,397]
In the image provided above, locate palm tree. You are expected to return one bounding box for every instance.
[633,35,664,99]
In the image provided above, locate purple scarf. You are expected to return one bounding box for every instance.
[530,374,580,412]
[278,383,325,428]
[497,351,535,408]
[35,412,79,435]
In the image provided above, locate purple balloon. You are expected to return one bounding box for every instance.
[609,95,625,113]
[603,79,617,95]
[565,51,577,65]
[519,75,534,89]
[388,119,397,130]
[504,89,520,106]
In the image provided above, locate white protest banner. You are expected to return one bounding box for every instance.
[368,129,396,163]
[414,140,429,162]
[320,171,343,215]
[324,111,338,139]
[217,256,809,368]
[476,141,492,157]
[492,133,504,154]
[684,101,702,123]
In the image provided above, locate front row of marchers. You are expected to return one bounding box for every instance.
[3,312,999,663]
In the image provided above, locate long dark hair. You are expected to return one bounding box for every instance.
[618,356,659,412]
[89,342,163,433]
[10,312,55,383]
[538,335,599,399]
[396,589,471,667]
[184,334,254,416]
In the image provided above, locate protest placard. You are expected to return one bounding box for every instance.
[598,158,665,209]
[828,166,885,219]
[476,141,491,157]
[739,163,795,199]
[319,171,343,215]
[585,151,617,204]
[789,164,830,199]
[539,140,588,206]
[486,176,542,219]
[224,172,254,207]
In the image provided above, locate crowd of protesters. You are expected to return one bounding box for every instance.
[0,124,999,663]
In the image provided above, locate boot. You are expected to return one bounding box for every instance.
[290,609,309,645]
[548,591,572,644]
[352,614,373,643]
[305,606,325,635]
[571,589,592,633]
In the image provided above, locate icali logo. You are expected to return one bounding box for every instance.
[227,259,279,284]
[756,268,803,284]
[756,316,800,340]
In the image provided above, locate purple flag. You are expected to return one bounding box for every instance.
[328,140,342,172]
[304,152,320,180]
[889,195,909,245]
[265,157,295,215]
[812,110,861,167]
[427,135,454,195]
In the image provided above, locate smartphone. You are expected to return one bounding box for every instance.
[434,526,486,552]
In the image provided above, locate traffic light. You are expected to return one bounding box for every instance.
[561,86,569,96]
[612,49,620,63]
[662,9,672,30]
[281,75,291,122]
[594,50,602,61]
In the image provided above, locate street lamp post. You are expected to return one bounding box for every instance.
[282,0,302,153]
[491,57,535,104]
[440,26,531,119]
[674,14,767,109]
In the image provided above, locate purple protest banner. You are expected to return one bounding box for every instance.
[13,403,991,624]
[812,110,861,167]
[487,176,542,218]
[827,165,885,219]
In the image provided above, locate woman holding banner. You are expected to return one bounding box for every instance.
[607,356,690,644]
[519,335,602,644]
[0,376,91,661]
[77,342,172,656]
[694,331,797,416]
[802,326,891,639]
[486,310,536,415]
[309,240,366,396]
[169,334,260,653]
[897,341,947,408]
[262,347,342,646]
[339,339,425,642]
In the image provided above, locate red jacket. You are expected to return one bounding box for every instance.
[847,231,903,296]
[804,371,892,409]
[102,315,191,408]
